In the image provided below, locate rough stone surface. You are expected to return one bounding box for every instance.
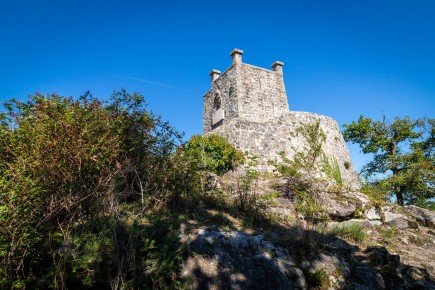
[346,192,372,208]
[365,207,383,225]
[203,49,360,189]
[403,205,435,228]
[181,229,306,289]
[384,211,410,229]
[316,192,357,219]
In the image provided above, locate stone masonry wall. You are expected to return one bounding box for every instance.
[237,63,288,123]
[210,111,360,190]
[203,64,239,133]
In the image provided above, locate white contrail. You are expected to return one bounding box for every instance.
[109,73,192,93]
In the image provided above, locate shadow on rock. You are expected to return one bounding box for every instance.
[180,219,435,290]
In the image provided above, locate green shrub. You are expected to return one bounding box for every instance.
[270,121,330,196]
[377,225,400,239]
[184,134,245,176]
[233,157,278,220]
[295,191,324,220]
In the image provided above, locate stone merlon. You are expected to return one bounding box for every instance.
[272,61,284,74]
[230,48,244,65]
[209,69,221,82]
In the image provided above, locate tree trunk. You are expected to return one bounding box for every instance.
[396,190,404,206]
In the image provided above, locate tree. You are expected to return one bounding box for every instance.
[343,115,434,206]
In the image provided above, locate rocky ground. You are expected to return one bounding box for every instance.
[179,173,435,289]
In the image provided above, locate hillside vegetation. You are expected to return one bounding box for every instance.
[0,91,434,289]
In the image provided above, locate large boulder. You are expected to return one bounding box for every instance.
[317,193,356,220]
[383,211,410,229]
[403,205,435,228]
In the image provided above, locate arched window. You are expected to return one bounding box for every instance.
[213,93,222,110]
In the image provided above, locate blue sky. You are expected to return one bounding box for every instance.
[1,0,434,171]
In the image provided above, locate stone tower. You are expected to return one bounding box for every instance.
[204,49,288,132]
[203,49,360,189]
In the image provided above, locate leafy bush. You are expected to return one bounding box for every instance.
[184,134,245,176]
[0,91,187,289]
[270,121,337,197]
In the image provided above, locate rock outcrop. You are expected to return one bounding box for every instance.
[179,173,435,289]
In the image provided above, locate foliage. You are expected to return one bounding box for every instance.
[343,115,434,206]
[326,223,366,243]
[0,91,188,289]
[184,134,245,176]
[376,226,400,239]
[233,156,278,220]
[291,120,326,182]
[270,121,328,195]
[307,268,328,287]
[294,191,324,220]
[322,154,343,186]
[360,182,388,208]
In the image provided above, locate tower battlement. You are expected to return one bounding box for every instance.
[203,48,289,133]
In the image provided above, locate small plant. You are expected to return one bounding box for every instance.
[322,154,343,186]
[344,160,350,170]
[229,84,234,96]
[221,225,231,233]
[294,191,324,221]
[352,207,365,219]
[233,156,278,220]
[308,268,328,286]
[327,223,366,243]
[377,226,400,239]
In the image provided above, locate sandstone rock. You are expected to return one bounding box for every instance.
[384,211,409,229]
[204,172,221,191]
[318,194,356,219]
[268,206,297,220]
[352,266,385,290]
[365,207,382,225]
[300,253,349,289]
[222,165,247,179]
[403,205,435,228]
[346,191,372,208]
